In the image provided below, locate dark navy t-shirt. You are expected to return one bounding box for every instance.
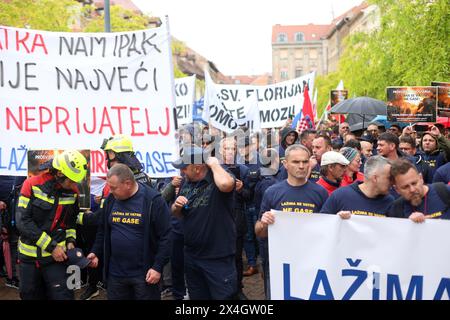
[423,152,446,176]
[179,171,236,259]
[391,184,450,220]
[320,181,394,217]
[260,180,328,215]
[109,184,145,277]
[309,163,320,183]
[433,162,450,184]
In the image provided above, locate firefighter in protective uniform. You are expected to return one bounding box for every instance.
[16,150,88,300]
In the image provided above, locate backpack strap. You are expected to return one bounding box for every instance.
[432,182,450,207]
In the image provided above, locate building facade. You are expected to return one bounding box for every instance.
[271,24,330,83]
[272,2,380,81]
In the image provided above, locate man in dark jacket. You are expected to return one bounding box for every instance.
[88,164,172,300]
[420,131,449,176]
[399,135,434,184]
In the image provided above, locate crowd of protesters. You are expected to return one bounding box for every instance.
[1,116,450,300]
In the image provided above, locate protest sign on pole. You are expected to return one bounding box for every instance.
[268,211,450,300]
[0,22,177,177]
[330,89,348,108]
[174,75,196,126]
[386,86,437,123]
[431,81,450,117]
[203,71,315,130]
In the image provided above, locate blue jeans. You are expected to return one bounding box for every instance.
[243,206,258,267]
[184,253,236,300]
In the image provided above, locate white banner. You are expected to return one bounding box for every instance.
[203,71,315,130]
[174,75,196,126]
[0,23,178,177]
[203,70,260,133]
[269,211,450,300]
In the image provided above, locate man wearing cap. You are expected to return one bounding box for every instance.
[171,147,237,300]
[255,144,328,299]
[320,156,394,218]
[316,151,349,195]
[388,159,450,221]
[88,164,172,300]
[253,148,280,299]
[388,124,402,137]
[16,150,88,300]
[236,135,262,278]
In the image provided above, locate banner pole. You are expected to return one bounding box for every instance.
[104,0,111,32]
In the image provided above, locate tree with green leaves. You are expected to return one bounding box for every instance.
[0,0,80,31]
[0,0,187,78]
[317,0,449,118]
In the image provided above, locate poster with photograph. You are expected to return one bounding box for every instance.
[27,150,91,210]
[330,89,348,108]
[431,81,450,117]
[386,86,437,123]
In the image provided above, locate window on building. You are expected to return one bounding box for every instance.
[295,32,305,42]
[280,70,288,80]
[295,68,303,78]
[277,33,287,43]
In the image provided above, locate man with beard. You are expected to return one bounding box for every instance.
[388,159,450,221]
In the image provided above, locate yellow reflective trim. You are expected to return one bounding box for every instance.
[18,240,37,257]
[36,232,51,250]
[18,196,30,208]
[19,240,66,257]
[66,229,76,239]
[42,241,66,257]
[59,196,76,205]
[32,186,55,204]
[77,212,84,225]
[100,199,105,209]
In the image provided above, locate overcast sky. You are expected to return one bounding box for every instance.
[131,0,363,76]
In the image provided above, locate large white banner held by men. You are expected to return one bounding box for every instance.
[269,212,450,300]
[0,23,177,177]
[203,71,315,131]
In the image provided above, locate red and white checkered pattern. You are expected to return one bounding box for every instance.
[296,118,310,134]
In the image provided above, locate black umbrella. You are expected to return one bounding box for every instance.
[330,96,387,115]
[330,96,387,130]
